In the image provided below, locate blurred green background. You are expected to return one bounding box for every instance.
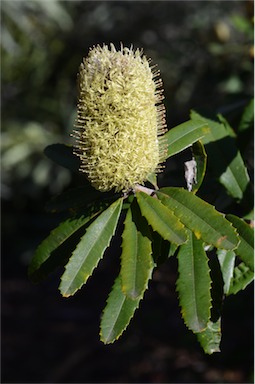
[2,1,254,383]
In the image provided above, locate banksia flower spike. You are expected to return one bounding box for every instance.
[73,43,167,192]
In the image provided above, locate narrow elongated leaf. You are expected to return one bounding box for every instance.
[121,205,154,299]
[45,186,103,213]
[163,119,210,159]
[190,141,207,193]
[157,188,239,250]
[226,214,254,271]
[177,231,211,333]
[100,275,141,344]
[190,111,250,201]
[28,214,98,279]
[59,198,123,297]
[217,249,236,294]
[196,319,221,354]
[238,98,254,132]
[228,262,254,295]
[44,143,80,172]
[136,192,187,245]
[209,255,224,323]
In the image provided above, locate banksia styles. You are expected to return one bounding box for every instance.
[73,43,167,192]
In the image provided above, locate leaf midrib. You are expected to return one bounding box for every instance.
[62,202,120,294]
[159,191,237,249]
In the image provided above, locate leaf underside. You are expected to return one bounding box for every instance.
[217,249,236,295]
[196,319,221,354]
[228,262,254,295]
[190,140,207,194]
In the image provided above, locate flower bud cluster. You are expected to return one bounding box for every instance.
[73,43,167,192]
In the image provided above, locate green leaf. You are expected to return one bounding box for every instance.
[44,143,80,172]
[196,319,221,354]
[28,213,99,281]
[217,249,236,294]
[228,262,254,295]
[190,140,207,193]
[136,191,187,245]
[157,188,239,250]
[120,203,154,299]
[226,214,254,271]
[177,231,211,333]
[238,99,254,133]
[190,111,250,201]
[100,275,141,344]
[163,119,210,159]
[146,172,158,189]
[59,198,123,297]
[45,186,103,213]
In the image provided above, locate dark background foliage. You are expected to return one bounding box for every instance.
[1,1,254,383]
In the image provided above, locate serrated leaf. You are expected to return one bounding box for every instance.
[190,141,207,193]
[226,214,254,271]
[136,191,187,245]
[162,119,210,160]
[228,262,254,295]
[196,319,221,354]
[100,275,141,344]
[177,231,212,333]
[217,249,236,294]
[151,230,177,265]
[120,204,154,299]
[157,188,239,250]
[28,214,99,281]
[59,198,123,297]
[208,255,224,323]
[190,111,250,201]
[44,143,80,172]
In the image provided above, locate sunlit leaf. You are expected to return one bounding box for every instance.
[177,231,211,333]
[59,198,123,297]
[163,119,210,159]
[136,191,187,245]
[157,188,239,250]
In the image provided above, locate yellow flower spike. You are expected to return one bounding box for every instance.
[73,43,167,192]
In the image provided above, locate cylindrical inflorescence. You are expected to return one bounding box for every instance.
[73,43,167,192]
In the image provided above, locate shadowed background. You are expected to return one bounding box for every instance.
[1,1,254,383]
